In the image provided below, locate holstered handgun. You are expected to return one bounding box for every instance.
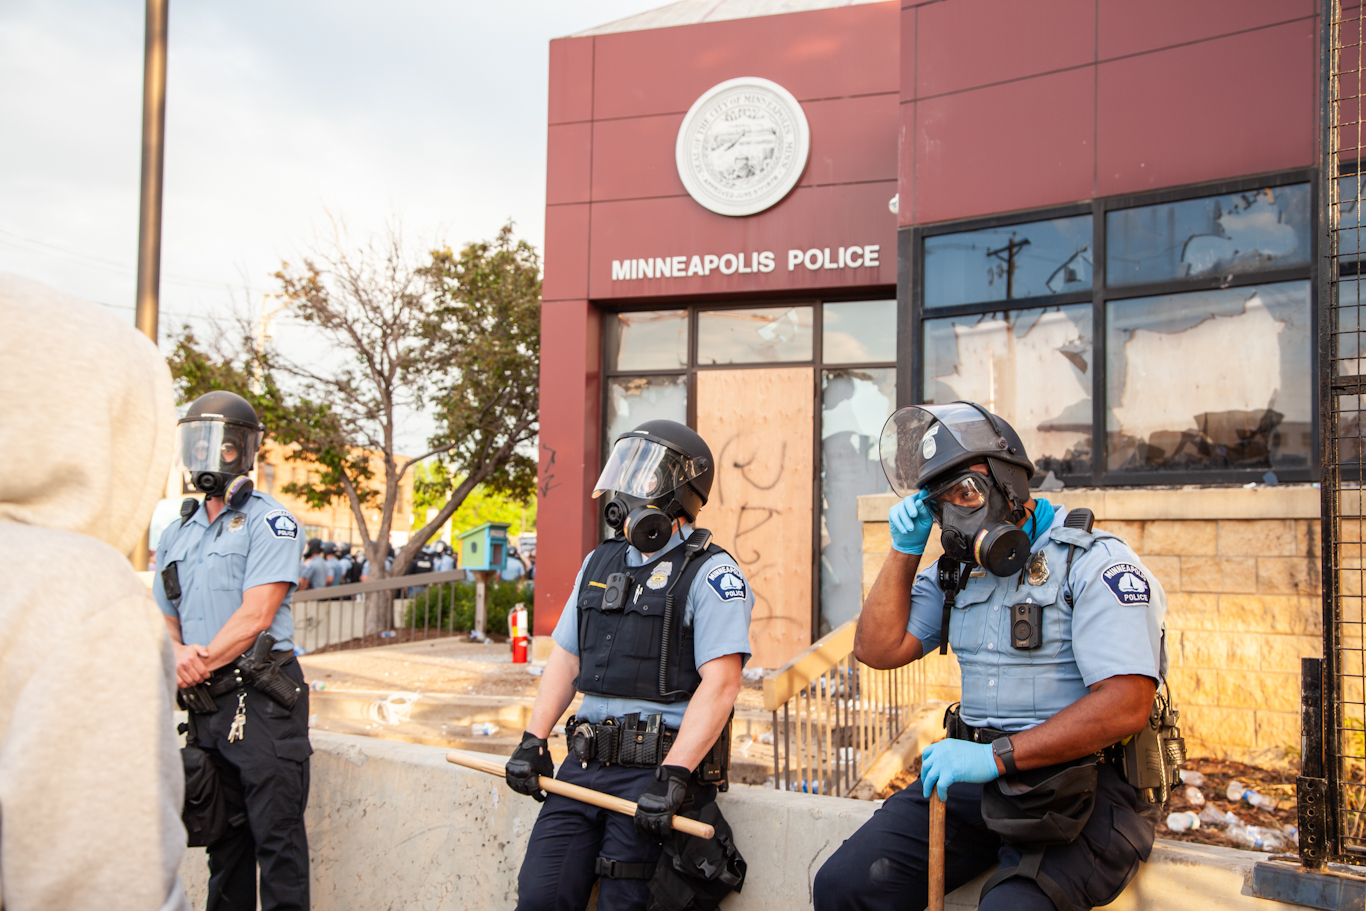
[696,713,732,791]
[238,632,301,710]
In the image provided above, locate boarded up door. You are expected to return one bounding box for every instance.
[696,367,813,668]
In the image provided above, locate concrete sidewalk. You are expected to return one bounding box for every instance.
[178,731,1302,910]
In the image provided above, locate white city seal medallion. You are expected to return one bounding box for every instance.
[675,77,810,217]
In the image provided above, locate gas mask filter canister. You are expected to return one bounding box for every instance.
[933,476,1030,577]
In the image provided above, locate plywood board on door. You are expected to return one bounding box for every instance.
[696,367,813,669]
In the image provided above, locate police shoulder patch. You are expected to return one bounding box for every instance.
[263,509,299,540]
[1101,563,1150,606]
[705,565,748,602]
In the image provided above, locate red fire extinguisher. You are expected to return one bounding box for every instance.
[510,603,529,664]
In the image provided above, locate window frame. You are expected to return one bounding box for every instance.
[908,167,1319,487]
[599,294,898,641]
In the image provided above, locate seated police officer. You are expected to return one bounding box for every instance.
[507,420,753,911]
[153,391,311,911]
[814,403,1168,911]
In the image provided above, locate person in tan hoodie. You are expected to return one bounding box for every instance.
[0,274,188,911]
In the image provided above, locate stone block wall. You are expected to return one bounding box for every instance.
[858,487,1322,767]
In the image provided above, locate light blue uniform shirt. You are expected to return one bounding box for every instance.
[300,555,329,591]
[325,555,341,586]
[907,505,1167,732]
[434,553,456,573]
[153,491,304,652]
[501,552,526,582]
[552,524,754,728]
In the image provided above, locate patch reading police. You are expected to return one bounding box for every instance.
[263,509,298,540]
[705,565,748,602]
[647,560,674,591]
[228,513,246,533]
[1102,563,1151,606]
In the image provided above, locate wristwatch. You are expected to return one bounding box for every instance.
[992,735,1019,776]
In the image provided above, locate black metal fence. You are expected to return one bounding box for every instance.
[1311,0,1366,867]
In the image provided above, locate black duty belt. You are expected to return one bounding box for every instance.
[566,712,676,769]
[943,703,1117,765]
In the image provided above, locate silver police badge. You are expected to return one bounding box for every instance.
[228,513,246,533]
[1027,551,1049,586]
[646,561,674,591]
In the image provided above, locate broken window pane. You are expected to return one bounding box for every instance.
[1338,278,1366,378]
[606,310,688,372]
[820,367,896,636]
[822,299,896,363]
[1105,281,1311,473]
[697,306,814,365]
[1106,183,1311,287]
[922,215,1092,308]
[923,305,1093,479]
[605,375,687,447]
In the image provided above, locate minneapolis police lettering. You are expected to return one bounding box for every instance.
[1102,563,1151,606]
[263,509,298,540]
[706,565,747,602]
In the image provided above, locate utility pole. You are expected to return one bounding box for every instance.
[132,0,169,570]
[987,236,1030,300]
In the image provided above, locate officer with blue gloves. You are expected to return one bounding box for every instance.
[814,403,1169,911]
[154,391,311,911]
[507,420,751,911]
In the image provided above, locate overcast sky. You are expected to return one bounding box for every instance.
[0,0,659,447]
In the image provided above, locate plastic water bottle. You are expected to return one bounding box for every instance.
[1243,789,1278,811]
[470,722,499,736]
[1199,805,1241,827]
[1228,824,1287,852]
[1226,780,1247,801]
[1179,770,1206,787]
[1184,785,1206,806]
[1166,811,1200,832]
[310,681,327,691]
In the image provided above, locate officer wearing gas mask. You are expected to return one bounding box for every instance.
[814,402,1171,911]
[152,391,311,911]
[508,420,752,911]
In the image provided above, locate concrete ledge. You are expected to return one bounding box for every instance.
[858,485,1321,523]
[179,732,1300,910]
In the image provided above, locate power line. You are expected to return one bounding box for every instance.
[0,225,245,292]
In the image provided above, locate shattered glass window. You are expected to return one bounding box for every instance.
[1106,183,1311,287]
[922,215,1092,308]
[1336,279,1366,461]
[923,305,1093,479]
[697,306,814,364]
[605,375,687,445]
[820,368,896,635]
[822,300,896,363]
[1105,281,1311,473]
[606,310,688,372]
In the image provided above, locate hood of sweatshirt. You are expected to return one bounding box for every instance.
[0,274,176,554]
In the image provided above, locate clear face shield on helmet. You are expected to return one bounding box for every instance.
[177,421,260,476]
[593,436,709,551]
[877,403,1008,497]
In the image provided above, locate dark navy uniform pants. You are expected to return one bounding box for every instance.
[516,759,716,911]
[813,765,1155,911]
[194,658,312,911]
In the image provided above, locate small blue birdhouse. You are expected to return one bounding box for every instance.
[457,521,510,572]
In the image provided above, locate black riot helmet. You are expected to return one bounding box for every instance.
[178,391,264,509]
[879,402,1036,577]
[593,419,714,551]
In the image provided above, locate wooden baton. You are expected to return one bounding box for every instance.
[445,749,716,840]
[928,790,947,911]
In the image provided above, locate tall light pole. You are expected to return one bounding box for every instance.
[132,0,168,569]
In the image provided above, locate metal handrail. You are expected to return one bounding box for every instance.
[292,569,470,601]
[763,617,925,797]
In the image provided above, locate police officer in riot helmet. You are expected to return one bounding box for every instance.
[153,390,312,911]
[508,420,752,911]
[813,402,1173,911]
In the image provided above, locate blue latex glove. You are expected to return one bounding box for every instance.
[889,490,934,555]
[920,738,1001,801]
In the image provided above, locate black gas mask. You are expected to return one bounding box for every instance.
[926,469,1031,577]
[177,392,264,511]
[603,492,676,552]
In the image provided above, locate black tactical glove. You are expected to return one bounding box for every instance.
[506,731,554,801]
[634,764,691,839]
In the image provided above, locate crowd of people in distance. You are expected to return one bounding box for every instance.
[297,536,535,591]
